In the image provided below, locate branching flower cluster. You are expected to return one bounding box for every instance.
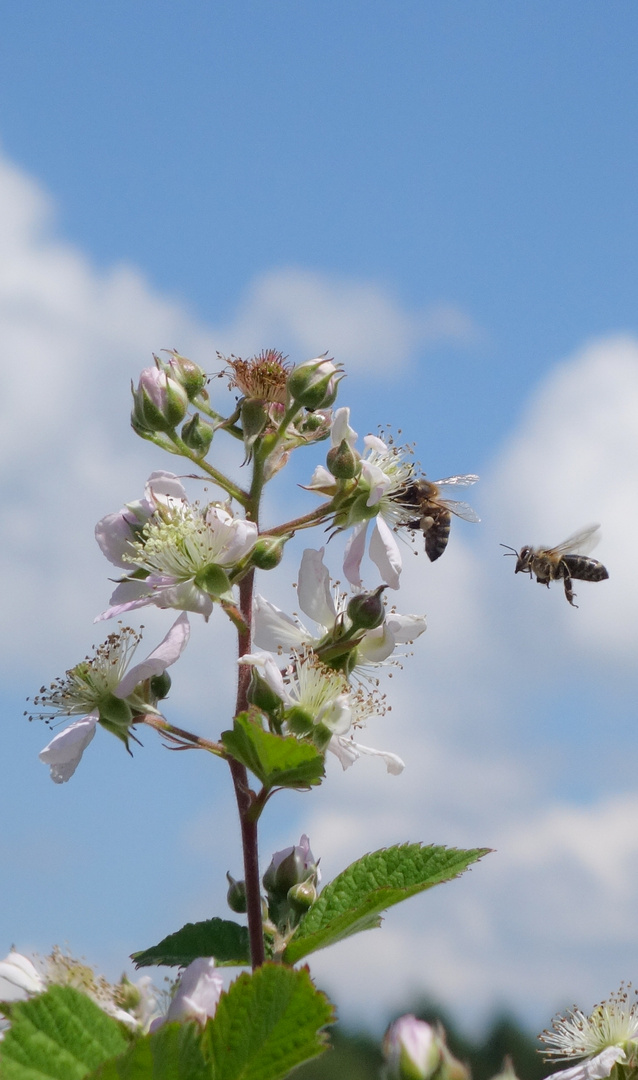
[5,346,614,1080]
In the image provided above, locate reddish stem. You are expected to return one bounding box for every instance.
[231,569,265,969]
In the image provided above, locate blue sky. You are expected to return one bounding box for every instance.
[1,0,638,1037]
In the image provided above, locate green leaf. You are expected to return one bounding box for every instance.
[88,1022,208,1080]
[283,843,491,964]
[221,713,325,790]
[0,985,129,1079]
[132,918,250,969]
[206,964,333,1080]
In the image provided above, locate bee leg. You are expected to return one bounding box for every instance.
[562,570,578,607]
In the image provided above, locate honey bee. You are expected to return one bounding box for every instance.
[501,523,609,607]
[400,475,480,561]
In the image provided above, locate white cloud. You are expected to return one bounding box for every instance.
[212,266,482,371]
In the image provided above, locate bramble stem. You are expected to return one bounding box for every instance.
[231,570,265,969]
[140,714,225,754]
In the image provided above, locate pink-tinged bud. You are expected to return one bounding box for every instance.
[161,957,224,1027]
[287,357,344,411]
[263,835,319,896]
[132,367,189,433]
[181,412,214,456]
[162,351,207,400]
[383,1015,442,1080]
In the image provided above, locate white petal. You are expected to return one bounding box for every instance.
[145,471,188,508]
[330,407,357,448]
[369,517,402,590]
[115,613,190,698]
[253,595,308,652]
[164,958,224,1025]
[361,460,393,507]
[39,716,98,783]
[317,694,352,735]
[304,464,337,491]
[358,624,397,663]
[384,612,427,642]
[545,1047,626,1080]
[363,434,388,454]
[94,511,141,569]
[0,952,45,996]
[343,522,368,588]
[297,549,336,628]
[238,651,289,704]
[328,734,405,774]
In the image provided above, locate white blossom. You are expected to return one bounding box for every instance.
[540,985,638,1080]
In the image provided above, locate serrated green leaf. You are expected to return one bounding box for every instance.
[132,918,250,969]
[88,1021,208,1080]
[283,843,491,964]
[221,713,325,790]
[206,964,333,1080]
[0,985,129,1079]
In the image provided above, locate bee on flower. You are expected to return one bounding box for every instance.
[304,408,416,590]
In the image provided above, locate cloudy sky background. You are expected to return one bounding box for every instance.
[2,0,638,1038]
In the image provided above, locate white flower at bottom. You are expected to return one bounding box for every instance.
[0,951,45,997]
[152,957,224,1029]
[540,985,638,1080]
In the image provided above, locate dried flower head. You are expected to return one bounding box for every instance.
[221,349,290,404]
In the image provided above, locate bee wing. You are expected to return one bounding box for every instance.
[433,474,480,488]
[441,499,481,523]
[549,523,602,557]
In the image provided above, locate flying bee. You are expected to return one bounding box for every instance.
[399,475,480,561]
[501,523,609,607]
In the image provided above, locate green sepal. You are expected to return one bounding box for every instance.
[283,843,491,964]
[221,712,325,791]
[132,917,251,969]
[97,693,133,728]
[0,985,129,1079]
[204,963,334,1080]
[194,563,233,601]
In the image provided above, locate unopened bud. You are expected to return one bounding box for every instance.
[250,535,287,571]
[326,438,359,479]
[226,872,248,913]
[181,413,214,456]
[383,1016,442,1080]
[263,835,319,896]
[149,671,171,701]
[288,879,317,913]
[347,586,387,630]
[132,367,189,433]
[241,399,269,456]
[287,357,343,411]
[162,351,207,400]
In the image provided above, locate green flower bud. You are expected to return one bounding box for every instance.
[163,351,208,400]
[149,670,171,701]
[263,836,318,897]
[226,872,248,914]
[347,585,387,630]
[287,357,343,411]
[181,413,214,456]
[240,398,269,457]
[132,367,189,433]
[326,438,359,479]
[250,535,287,570]
[287,879,317,913]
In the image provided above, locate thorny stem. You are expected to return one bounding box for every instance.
[231,569,265,969]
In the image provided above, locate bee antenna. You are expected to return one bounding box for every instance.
[500,543,518,557]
